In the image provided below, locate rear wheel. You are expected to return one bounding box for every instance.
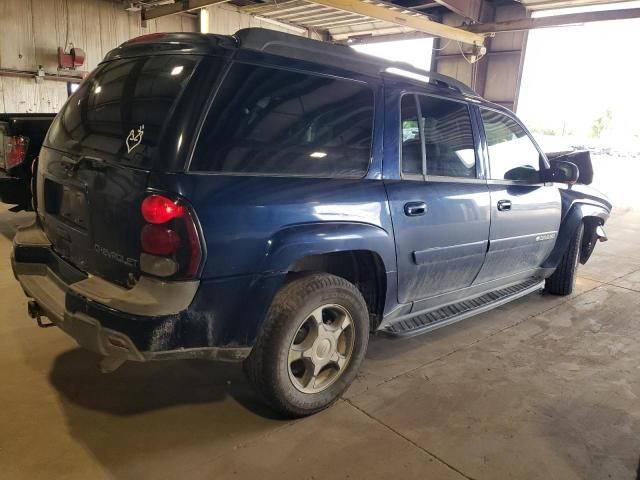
[244,273,369,417]
[546,222,584,296]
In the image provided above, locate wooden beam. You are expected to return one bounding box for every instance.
[396,0,439,8]
[331,26,416,40]
[412,3,439,10]
[142,0,229,21]
[466,8,640,33]
[307,0,485,44]
[341,30,431,43]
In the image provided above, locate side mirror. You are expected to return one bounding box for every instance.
[503,165,541,183]
[544,160,579,184]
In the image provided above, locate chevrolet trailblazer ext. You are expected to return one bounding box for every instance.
[12,29,611,417]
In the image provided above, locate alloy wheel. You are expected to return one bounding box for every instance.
[287,304,355,394]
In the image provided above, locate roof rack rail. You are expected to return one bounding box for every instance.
[382,65,477,97]
[234,28,478,97]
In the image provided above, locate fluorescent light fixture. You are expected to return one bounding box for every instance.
[171,66,184,76]
[310,151,327,158]
[94,85,102,93]
[385,67,430,83]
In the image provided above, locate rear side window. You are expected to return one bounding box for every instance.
[400,94,476,179]
[191,63,374,178]
[480,109,541,183]
[47,55,200,167]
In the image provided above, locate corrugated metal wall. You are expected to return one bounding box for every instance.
[0,0,197,114]
[434,4,528,112]
[1,0,527,113]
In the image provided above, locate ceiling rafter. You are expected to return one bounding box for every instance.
[141,0,229,20]
[465,6,640,33]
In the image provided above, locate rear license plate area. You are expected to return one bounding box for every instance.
[44,179,88,230]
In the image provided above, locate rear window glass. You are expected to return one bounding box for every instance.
[191,63,374,178]
[47,55,200,167]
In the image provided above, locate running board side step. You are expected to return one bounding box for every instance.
[383,279,544,337]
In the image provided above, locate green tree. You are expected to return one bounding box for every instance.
[590,108,613,139]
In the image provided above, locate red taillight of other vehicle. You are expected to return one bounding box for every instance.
[139,194,203,279]
[6,136,28,169]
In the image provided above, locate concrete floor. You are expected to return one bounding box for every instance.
[1,206,640,480]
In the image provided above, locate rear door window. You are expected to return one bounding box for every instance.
[46,55,200,167]
[418,95,476,178]
[400,93,477,179]
[191,63,374,178]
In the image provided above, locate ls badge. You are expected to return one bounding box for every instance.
[126,124,144,153]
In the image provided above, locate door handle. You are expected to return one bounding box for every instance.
[497,199,512,211]
[404,201,427,216]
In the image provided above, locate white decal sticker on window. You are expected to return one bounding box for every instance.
[126,125,144,154]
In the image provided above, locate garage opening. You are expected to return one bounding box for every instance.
[518,1,640,207]
[351,38,434,70]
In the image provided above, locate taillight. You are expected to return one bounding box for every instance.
[141,224,181,255]
[139,194,203,279]
[141,195,185,224]
[5,136,28,169]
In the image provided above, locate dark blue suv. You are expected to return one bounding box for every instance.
[12,28,611,417]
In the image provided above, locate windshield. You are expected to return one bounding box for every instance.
[46,55,201,168]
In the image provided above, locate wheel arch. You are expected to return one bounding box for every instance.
[288,250,387,330]
[262,222,397,330]
[543,200,610,269]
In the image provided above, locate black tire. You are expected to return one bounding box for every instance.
[243,273,369,418]
[545,222,584,296]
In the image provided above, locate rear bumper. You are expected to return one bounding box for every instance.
[12,221,252,363]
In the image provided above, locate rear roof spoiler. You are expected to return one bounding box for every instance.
[103,32,236,62]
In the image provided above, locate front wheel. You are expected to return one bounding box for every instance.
[546,222,584,296]
[244,273,369,417]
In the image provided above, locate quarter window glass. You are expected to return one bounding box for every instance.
[191,64,374,177]
[481,109,541,182]
[401,95,422,176]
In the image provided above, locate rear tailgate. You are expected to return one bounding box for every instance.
[38,53,203,287]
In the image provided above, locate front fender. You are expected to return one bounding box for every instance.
[542,199,610,269]
[262,221,397,275]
